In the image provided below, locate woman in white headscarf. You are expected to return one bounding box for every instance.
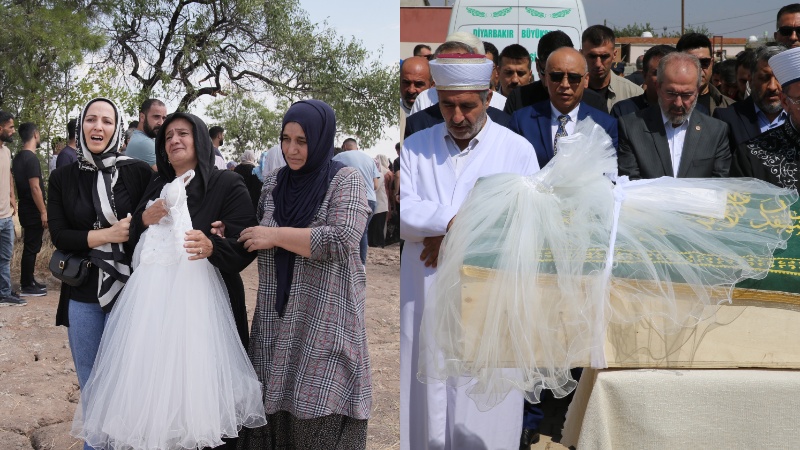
[47,97,153,450]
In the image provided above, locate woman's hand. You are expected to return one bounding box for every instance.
[210,220,226,239]
[142,199,169,227]
[185,230,214,260]
[106,216,132,243]
[238,226,278,252]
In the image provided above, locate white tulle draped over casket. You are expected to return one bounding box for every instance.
[418,118,798,410]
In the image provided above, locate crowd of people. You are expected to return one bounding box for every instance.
[400,3,800,450]
[0,87,399,448]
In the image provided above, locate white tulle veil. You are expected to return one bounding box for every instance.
[418,117,797,410]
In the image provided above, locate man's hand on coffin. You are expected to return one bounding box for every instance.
[421,235,444,268]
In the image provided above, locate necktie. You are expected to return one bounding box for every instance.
[553,114,570,155]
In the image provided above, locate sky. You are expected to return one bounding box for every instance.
[427,0,788,39]
[583,0,787,39]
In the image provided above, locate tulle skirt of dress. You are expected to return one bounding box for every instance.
[418,118,798,410]
[72,173,266,450]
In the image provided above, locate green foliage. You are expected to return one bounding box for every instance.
[613,22,712,38]
[206,90,286,158]
[613,22,656,38]
[0,0,108,160]
[104,0,398,147]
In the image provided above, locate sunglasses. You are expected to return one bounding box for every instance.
[777,26,800,37]
[549,71,585,85]
[698,58,712,69]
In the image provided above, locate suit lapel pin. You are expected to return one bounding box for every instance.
[695,125,701,131]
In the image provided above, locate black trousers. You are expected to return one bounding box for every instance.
[20,223,43,287]
[367,212,387,247]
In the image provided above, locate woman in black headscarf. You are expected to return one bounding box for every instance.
[237,100,372,449]
[129,112,257,350]
[48,97,153,450]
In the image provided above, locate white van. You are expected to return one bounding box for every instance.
[448,0,588,77]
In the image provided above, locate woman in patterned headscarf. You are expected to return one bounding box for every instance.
[48,97,153,450]
[237,99,372,449]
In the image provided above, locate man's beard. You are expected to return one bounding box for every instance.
[218,138,224,146]
[658,95,697,125]
[143,121,160,139]
[0,134,11,143]
[447,109,487,141]
[753,91,783,115]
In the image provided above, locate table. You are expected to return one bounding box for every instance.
[561,368,800,449]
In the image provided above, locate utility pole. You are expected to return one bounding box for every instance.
[681,0,685,35]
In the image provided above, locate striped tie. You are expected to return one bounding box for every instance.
[553,114,570,155]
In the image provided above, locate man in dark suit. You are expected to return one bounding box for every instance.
[504,30,608,115]
[713,45,788,151]
[618,52,731,179]
[510,47,618,169]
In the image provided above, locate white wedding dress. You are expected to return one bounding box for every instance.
[72,171,266,450]
[418,119,798,410]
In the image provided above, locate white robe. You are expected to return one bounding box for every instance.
[409,88,507,116]
[400,118,540,450]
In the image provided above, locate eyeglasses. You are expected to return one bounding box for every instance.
[662,90,697,101]
[785,96,800,106]
[777,26,800,37]
[698,58,712,69]
[548,72,585,85]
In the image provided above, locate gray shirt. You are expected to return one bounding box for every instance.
[125,130,156,167]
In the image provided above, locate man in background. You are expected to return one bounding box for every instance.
[676,33,735,116]
[775,4,800,49]
[333,138,380,266]
[56,118,78,169]
[125,99,167,171]
[581,25,643,110]
[13,122,47,297]
[209,126,227,170]
[0,112,22,306]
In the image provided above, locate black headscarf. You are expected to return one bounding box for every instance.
[272,99,345,316]
[154,112,216,189]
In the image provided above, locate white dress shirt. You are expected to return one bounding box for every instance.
[661,110,690,176]
[550,103,580,141]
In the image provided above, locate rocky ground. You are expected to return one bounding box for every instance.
[0,244,400,450]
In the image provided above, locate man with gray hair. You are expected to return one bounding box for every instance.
[733,46,800,189]
[714,45,788,151]
[409,32,509,114]
[618,52,731,179]
[625,54,645,86]
[400,53,539,450]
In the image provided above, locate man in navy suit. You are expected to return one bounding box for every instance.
[509,46,618,169]
[713,45,788,152]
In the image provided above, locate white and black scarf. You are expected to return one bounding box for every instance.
[76,98,135,309]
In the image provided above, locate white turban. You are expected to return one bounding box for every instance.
[430,54,494,91]
[769,46,800,88]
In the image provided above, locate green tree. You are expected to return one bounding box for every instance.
[613,22,656,38]
[206,90,286,158]
[104,0,398,146]
[613,21,712,39]
[663,25,712,38]
[0,0,108,168]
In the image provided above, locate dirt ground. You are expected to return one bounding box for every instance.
[0,244,400,450]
